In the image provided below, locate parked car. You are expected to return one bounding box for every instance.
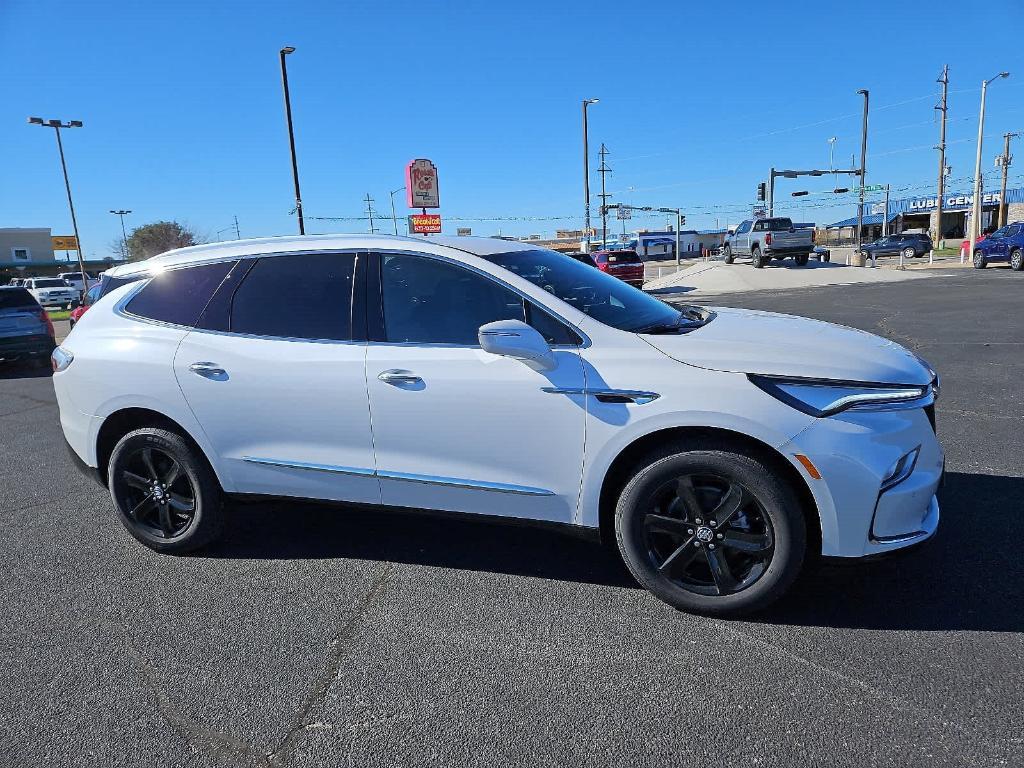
[7,278,24,287]
[972,222,1024,270]
[54,235,943,617]
[590,249,644,287]
[811,245,831,262]
[0,287,56,367]
[58,271,96,296]
[24,277,79,309]
[69,282,102,327]
[723,217,815,268]
[859,233,931,261]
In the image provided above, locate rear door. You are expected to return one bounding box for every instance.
[173,252,379,503]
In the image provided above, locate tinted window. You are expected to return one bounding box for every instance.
[527,302,580,345]
[605,251,641,263]
[1009,225,1022,237]
[381,254,524,344]
[126,261,234,327]
[481,249,682,333]
[84,284,101,306]
[230,253,355,340]
[735,221,752,234]
[0,288,38,310]
[990,226,1009,239]
[100,272,146,299]
[34,279,66,288]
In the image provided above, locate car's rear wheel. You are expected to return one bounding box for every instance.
[1010,248,1023,272]
[108,427,224,554]
[752,246,765,268]
[973,250,987,269]
[615,444,806,616]
[902,247,916,260]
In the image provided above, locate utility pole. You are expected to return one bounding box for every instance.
[997,132,1018,227]
[364,193,378,234]
[109,209,131,259]
[581,98,599,252]
[767,167,775,216]
[934,65,948,249]
[233,215,241,240]
[597,143,612,249]
[279,46,305,235]
[855,89,869,263]
[882,184,890,237]
[389,186,406,236]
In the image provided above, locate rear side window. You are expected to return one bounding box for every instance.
[126,261,234,327]
[100,273,146,299]
[230,252,356,341]
[0,288,38,310]
[606,251,641,264]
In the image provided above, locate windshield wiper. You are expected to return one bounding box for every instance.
[632,307,714,335]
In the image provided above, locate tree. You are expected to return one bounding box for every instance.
[125,221,202,261]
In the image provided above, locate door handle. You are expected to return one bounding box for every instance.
[189,362,228,381]
[378,369,422,386]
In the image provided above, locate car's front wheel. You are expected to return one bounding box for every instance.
[723,246,734,264]
[108,427,225,553]
[973,250,987,269]
[615,444,806,616]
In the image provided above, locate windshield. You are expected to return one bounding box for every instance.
[34,279,67,288]
[480,248,698,333]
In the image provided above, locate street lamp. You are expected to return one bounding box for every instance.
[279,46,305,235]
[827,136,837,174]
[968,72,1010,260]
[582,98,599,253]
[109,210,131,260]
[27,117,88,290]
[855,90,869,264]
[389,186,407,236]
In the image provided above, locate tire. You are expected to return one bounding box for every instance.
[108,427,224,554]
[751,246,765,269]
[973,250,987,269]
[1010,249,1023,272]
[795,253,809,267]
[823,253,831,263]
[68,318,75,329]
[614,443,807,617]
[723,246,734,264]
[902,247,915,261]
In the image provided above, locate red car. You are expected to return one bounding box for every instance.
[590,250,645,288]
[69,282,101,328]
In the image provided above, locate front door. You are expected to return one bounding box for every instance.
[365,252,586,523]
[173,251,380,504]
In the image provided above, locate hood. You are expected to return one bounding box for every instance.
[643,307,932,385]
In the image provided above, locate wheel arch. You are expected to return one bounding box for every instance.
[595,425,821,558]
[95,407,224,489]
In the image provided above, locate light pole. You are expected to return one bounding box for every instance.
[827,136,837,175]
[581,98,599,253]
[28,117,88,288]
[279,46,305,235]
[389,186,406,236]
[854,90,869,264]
[109,209,131,259]
[969,72,1010,258]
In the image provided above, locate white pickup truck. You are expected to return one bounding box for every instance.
[723,217,815,268]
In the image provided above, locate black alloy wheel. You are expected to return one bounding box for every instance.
[108,427,224,553]
[117,446,196,540]
[639,474,774,597]
[615,446,806,616]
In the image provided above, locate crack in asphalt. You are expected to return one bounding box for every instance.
[265,562,393,767]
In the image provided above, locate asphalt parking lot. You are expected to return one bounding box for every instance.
[2,268,1022,767]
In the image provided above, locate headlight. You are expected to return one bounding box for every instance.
[749,374,929,417]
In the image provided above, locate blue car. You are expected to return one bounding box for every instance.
[973,221,1024,271]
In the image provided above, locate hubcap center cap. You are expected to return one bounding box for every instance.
[695,526,714,543]
[153,485,165,501]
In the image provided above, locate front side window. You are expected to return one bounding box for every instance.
[990,226,1009,239]
[230,252,356,341]
[380,254,524,345]
[126,260,234,327]
[735,221,752,234]
[480,249,684,333]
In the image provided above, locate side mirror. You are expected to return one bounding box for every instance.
[727,229,735,236]
[478,319,556,371]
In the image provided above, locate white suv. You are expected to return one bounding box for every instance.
[52,235,943,615]
[24,277,79,308]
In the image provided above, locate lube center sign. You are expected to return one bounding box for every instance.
[907,192,1001,212]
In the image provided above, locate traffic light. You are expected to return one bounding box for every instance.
[756,182,766,201]
[680,215,685,225]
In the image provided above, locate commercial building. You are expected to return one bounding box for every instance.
[824,187,1024,245]
[0,227,121,283]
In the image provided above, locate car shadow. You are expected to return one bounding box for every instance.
[209,471,1021,631]
[762,471,1024,632]
[212,499,638,589]
[0,360,52,380]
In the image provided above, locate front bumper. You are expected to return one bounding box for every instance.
[782,405,943,558]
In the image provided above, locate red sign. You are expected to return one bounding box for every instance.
[408,214,442,234]
[406,159,440,208]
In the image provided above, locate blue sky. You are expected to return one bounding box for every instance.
[3,0,1023,258]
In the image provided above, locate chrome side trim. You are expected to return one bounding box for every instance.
[240,456,553,496]
[541,387,661,405]
[240,456,376,477]
[376,469,554,496]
